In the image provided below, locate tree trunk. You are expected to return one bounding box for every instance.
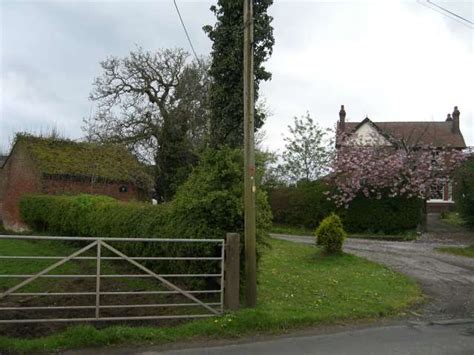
[418,199,428,233]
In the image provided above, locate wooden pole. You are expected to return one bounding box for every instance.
[224,233,240,310]
[243,0,257,307]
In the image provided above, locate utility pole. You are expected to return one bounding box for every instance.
[243,0,257,307]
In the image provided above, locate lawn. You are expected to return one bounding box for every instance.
[435,245,474,258]
[0,238,422,352]
[271,224,418,241]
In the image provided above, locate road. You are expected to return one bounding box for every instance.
[144,323,474,355]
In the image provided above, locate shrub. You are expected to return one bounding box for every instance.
[20,147,273,280]
[315,213,346,254]
[454,158,474,229]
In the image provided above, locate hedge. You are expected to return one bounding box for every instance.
[340,194,423,234]
[268,180,335,229]
[454,158,474,228]
[268,182,422,234]
[20,147,273,281]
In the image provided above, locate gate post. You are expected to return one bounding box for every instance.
[224,233,240,310]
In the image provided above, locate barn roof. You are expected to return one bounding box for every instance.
[13,134,153,188]
[342,120,466,148]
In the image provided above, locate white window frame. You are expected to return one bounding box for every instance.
[427,179,453,203]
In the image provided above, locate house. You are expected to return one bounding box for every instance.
[0,134,153,231]
[336,105,466,213]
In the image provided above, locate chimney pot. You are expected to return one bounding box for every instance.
[446,113,452,122]
[452,106,460,133]
[339,105,346,131]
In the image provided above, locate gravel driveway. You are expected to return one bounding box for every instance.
[272,225,474,321]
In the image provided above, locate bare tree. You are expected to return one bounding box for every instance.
[83,47,210,201]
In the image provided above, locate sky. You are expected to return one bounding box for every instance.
[1,0,473,155]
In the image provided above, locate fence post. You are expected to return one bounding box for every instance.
[224,233,240,310]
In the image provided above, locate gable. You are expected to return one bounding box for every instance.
[349,121,393,146]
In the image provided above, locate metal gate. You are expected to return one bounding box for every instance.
[0,235,224,323]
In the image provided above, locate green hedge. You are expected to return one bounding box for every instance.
[454,158,474,228]
[20,148,272,280]
[268,182,422,234]
[340,194,423,234]
[268,180,335,229]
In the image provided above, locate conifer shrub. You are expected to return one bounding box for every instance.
[315,213,346,254]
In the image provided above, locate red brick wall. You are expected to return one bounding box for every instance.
[41,177,145,202]
[0,145,40,231]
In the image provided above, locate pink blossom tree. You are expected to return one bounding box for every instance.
[330,132,467,209]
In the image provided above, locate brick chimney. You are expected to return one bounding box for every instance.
[446,113,452,122]
[452,106,460,133]
[339,105,346,132]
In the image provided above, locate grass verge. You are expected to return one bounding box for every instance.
[435,245,474,258]
[0,238,421,353]
[440,212,467,228]
[271,224,418,241]
[271,224,314,236]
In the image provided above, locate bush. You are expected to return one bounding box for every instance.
[454,158,474,229]
[341,194,423,234]
[268,180,335,229]
[315,213,346,254]
[20,147,272,280]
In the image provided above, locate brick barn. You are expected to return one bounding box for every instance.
[0,134,153,231]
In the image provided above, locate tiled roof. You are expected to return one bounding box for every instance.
[343,120,466,148]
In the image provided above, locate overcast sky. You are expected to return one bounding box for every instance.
[1,0,473,154]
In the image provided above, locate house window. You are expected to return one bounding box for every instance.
[429,180,452,201]
[430,182,444,200]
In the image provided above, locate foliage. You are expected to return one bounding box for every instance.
[0,239,422,353]
[277,113,334,183]
[84,47,210,201]
[169,147,272,249]
[268,180,335,229]
[341,193,423,234]
[14,134,153,189]
[203,0,274,147]
[453,158,474,228]
[20,148,272,277]
[440,212,467,228]
[315,214,346,254]
[332,133,466,207]
[436,245,474,258]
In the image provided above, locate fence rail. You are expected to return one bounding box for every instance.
[0,235,225,324]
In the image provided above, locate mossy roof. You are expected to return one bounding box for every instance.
[15,135,153,189]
